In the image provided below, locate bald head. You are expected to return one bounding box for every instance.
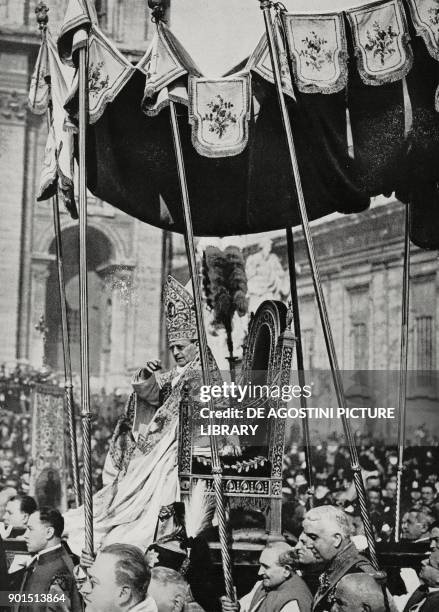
[148,567,189,612]
[331,574,392,612]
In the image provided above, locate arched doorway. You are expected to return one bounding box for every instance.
[45,226,113,378]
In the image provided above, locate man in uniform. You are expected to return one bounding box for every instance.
[295,506,394,612]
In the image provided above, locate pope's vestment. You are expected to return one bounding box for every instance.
[64,356,206,555]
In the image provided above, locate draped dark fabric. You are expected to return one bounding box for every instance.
[80,55,439,245]
[397,23,439,249]
[79,72,369,236]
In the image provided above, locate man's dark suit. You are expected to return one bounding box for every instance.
[403,586,439,612]
[10,545,81,612]
[0,536,9,612]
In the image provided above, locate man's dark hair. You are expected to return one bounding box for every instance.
[10,495,37,516]
[421,482,435,492]
[37,507,64,538]
[101,543,151,599]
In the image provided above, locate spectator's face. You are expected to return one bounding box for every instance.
[421,487,435,505]
[366,477,380,490]
[420,551,439,587]
[257,548,290,589]
[294,535,320,565]
[148,578,186,612]
[352,516,365,537]
[297,518,341,563]
[1,461,12,478]
[24,512,49,554]
[401,512,427,541]
[430,527,439,550]
[384,482,396,500]
[81,554,122,612]
[3,499,27,528]
[410,490,421,503]
[169,339,197,367]
[368,491,381,507]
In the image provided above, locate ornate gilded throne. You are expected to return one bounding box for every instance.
[178,300,295,541]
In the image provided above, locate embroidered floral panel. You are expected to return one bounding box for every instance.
[282,12,348,94]
[406,0,439,61]
[346,0,413,85]
[87,29,134,124]
[189,76,251,158]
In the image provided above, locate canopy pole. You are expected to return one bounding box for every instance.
[78,41,94,554]
[259,0,378,568]
[285,228,313,505]
[35,2,82,509]
[52,197,82,507]
[395,204,411,542]
[169,100,235,601]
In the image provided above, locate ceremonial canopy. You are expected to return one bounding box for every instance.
[30,0,439,246]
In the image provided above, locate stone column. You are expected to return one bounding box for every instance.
[29,255,54,368]
[0,87,29,363]
[17,115,43,360]
[131,222,163,369]
[99,264,135,389]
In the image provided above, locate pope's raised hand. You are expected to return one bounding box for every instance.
[139,360,162,379]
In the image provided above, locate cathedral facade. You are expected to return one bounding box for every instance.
[0,0,166,390]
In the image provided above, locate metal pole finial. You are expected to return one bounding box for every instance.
[35,1,49,31]
[148,0,166,22]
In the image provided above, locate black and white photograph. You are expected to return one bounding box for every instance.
[1,1,439,611]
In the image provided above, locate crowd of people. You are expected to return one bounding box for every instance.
[282,431,439,547]
[2,489,439,612]
[2,409,439,611]
[0,408,120,509]
[2,412,439,612]
[1,419,439,612]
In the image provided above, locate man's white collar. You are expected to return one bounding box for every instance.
[128,596,158,612]
[27,543,62,566]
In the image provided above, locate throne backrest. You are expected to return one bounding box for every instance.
[239,300,295,475]
[178,300,295,481]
